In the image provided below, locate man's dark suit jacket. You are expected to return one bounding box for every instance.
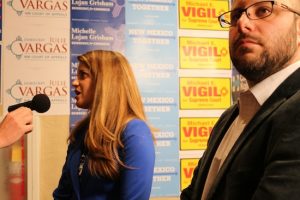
[181,68,300,200]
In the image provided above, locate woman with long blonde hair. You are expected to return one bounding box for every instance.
[53,50,155,200]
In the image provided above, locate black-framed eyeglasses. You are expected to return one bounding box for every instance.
[218,0,300,28]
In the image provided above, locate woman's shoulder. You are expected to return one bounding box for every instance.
[122,119,152,139]
[121,119,155,162]
[125,118,148,128]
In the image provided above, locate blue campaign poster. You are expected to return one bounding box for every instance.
[125,0,179,196]
[71,20,125,55]
[71,0,125,24]
[70,0,180,196]
[126,0,177,26]
[70,0,125,129]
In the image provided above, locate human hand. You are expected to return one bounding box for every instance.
[0,107,33,148]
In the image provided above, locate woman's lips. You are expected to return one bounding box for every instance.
[74,90,80,95]
[74,90,81,100]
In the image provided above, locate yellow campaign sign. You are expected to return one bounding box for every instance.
[180,77,231,109]
[179,37,230,69]
[179,0,229,30]
[180,117,218,150]
[180,158,199,191]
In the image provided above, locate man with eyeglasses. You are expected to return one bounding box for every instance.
[181,0,300,200]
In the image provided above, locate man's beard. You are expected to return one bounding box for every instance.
[230,25,297,84]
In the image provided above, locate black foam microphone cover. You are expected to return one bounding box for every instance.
[8,94,51,113]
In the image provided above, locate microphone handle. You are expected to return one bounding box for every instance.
[8,101,32,112]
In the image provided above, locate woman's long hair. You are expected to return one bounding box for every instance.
[69,50,149,180]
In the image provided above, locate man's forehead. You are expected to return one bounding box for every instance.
[231,0,257,8]
[232,0,290,7]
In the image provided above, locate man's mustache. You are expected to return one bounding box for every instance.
[232,34,262,49]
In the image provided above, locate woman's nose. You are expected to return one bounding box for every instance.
[72,79,79,86]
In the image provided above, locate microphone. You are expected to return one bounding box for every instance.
[8,94,51,113]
